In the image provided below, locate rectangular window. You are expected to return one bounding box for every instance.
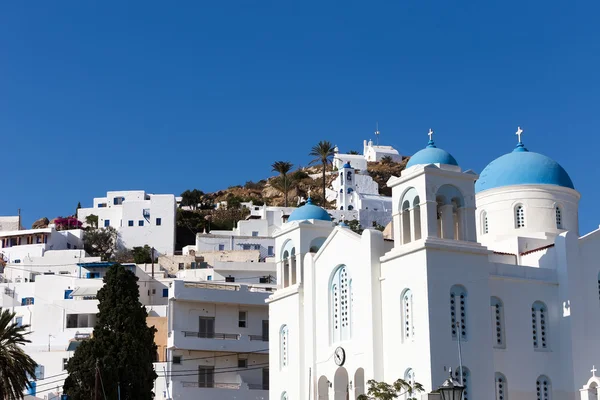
[62,358,69,371]
[191,262,197,269]
[207,276,212,281]
[178,263,184,270]
[156,218,162,226]
[242,244,251,250]
[218,244,225,251]
[252,231,259,237]
[15,317,23,327]
[172,355,181,364]
[199,317,215,338]
[34,365,44,380]
[162,288,168,297]
[64,290,73,299]
[138,220,144,227]
[104,220,110,227]
[21,297,34,305]
[225,276,235,283]
[238,311,247,328]
[85,272,100,279]
[67,243,71,249]
[238,359,248,368]
[267,246,274,256]
[198,366,215,388]
[98,203,106,208]
[128,220,134,227]
[14,259,20,264]
[259,277,269,284]
[252,244,260,250]
[113,197,124,205]
[66,314,78,328]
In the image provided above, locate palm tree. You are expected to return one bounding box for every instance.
[309,141,336,206]
[271,161,294,207]
[380,155,393,164]
[348,150,360,155]
[0,309,37,399]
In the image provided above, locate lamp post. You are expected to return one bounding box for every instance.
[438,368,465,400]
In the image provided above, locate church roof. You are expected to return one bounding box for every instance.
[406,139,459,168]
[287,198,332,222]
[475,141,574,193]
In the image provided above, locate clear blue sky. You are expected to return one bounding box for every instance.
[1,1,599,232]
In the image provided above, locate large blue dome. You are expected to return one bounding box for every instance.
[406,140,459,168]
[288,198,332,222]
[475,142,574,193]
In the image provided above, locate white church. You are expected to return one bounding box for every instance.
[267,128,600,400]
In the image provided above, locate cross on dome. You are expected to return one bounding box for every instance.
[516,126,523,143]
[428,128,434,141]
[592,365,597,377]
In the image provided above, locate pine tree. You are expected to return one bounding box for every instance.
[64,264,157,399]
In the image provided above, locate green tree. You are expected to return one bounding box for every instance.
[63,264,157,400]
[346,219,363,234]
[380,155,393,164]
[348,150,360,155]
[180,189,204,210]
[358,378,424,400]
[271,161,294,207]
[132,245,153,264]
[84,214,98,228]
[309,140,336,206]
[83,227,117,261]
[0,309,37,399]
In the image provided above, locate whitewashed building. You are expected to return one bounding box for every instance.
[77,190,176,255]
[268,130,600,400]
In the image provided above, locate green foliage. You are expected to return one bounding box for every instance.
[85,214,98,228]
[346,219,363,234]
[180,189,205,210]
[348,150,360,155]
[83,227,117,261]
[309,140,336,207]
[0,309,37,399]
[132,245,153,264]
[380,155,393,164]
[357,378,424,400]
[226,195,244,209]
[64,265,158,400]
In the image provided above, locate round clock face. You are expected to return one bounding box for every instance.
[334,346,346,366]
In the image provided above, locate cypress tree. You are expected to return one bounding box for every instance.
[64,264,157,399]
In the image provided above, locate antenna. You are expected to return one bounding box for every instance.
[374,122,380,145]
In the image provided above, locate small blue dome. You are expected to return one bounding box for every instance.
[343,162,352,168]
[475,142,574,193]
[288,198,332,222]
[406,140,459,168]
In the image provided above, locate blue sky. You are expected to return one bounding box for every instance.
[1,1,598,232]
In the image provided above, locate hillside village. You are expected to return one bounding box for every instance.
[3,130,600,400]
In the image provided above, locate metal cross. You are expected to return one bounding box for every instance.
[592,366,597,377]
[516,126,523,142]
[428,129,434,141]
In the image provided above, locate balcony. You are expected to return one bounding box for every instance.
[173,381,268,400]
[170,280,272,306]
[168,330,269,352]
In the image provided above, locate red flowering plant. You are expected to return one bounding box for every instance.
[54,216,83,231]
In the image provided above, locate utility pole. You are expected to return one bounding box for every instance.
[95,359,101,400]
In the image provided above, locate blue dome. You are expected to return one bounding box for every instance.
[406,140,459,168]
[475,142,574,193]
[343,162,352,168]
[288,198,332,222]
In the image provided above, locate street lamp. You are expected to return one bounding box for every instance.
[438,368,465,400]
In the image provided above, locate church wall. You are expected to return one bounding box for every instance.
[380,248,433,390]
[425,247,495,399]
[489,264,576,399]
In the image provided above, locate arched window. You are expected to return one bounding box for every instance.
[515,205,525,228]
[495,373,507,400]
[340,172,344,182]
[401,289,414,341]
[347,171,352,181]
[280,325,288,369]
[536,375,551,400]
[454,366,470,400]
[331,265,352,342]
[281,392,288,400]
[348,205,354,210]
[282,251,290,288]
[555,206,562,229]
[532,301,548,350]
[403,368,416,400]
[491,297,505,348]
[450,285,467,341]
[481,211,489,234]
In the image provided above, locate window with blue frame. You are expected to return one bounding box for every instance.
[139,220,144,226]
[162,288,168,297]
[156,218,162,226]
[34,365,44,380]
[104,220,110,227]
[114,197,125,205]
[128,220,134,227]
[14,259,20,264]
[15,317,23,327]
[21,297,34,305]
[86,272,100,279]
[64,290,73,299]
[218,244,225,251]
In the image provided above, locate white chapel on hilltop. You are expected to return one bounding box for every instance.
[268,128,600,400]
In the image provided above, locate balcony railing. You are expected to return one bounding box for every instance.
[248,335,269,342]
[181,382,240,389]
[183,331,240,340]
